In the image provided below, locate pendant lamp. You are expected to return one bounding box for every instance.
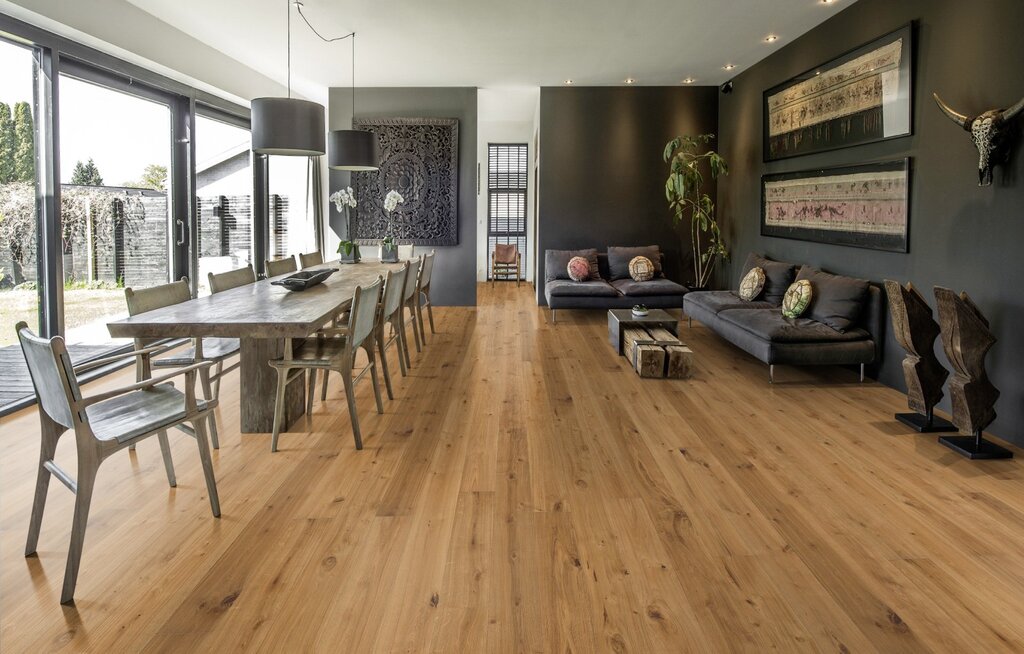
[328,33,380,171]
[251,0,326,156]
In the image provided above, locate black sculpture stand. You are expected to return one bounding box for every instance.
[938,431,1013,460]
[895,410,955,433]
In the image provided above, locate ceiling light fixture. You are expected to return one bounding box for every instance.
[624,78,636,85]
[765,34,779,43]
[564,79,574,85]
[293,0,380,171]
[723,64,736,70]
[682,78,695,84]
[251,0,326,156]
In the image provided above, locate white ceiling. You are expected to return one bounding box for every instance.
[124,0,854,101]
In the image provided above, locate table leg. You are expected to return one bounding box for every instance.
[239,337,306,434]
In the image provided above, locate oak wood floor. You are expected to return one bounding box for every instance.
[1,283,1022,653]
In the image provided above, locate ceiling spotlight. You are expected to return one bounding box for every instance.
[624,78,636,84]
[723,64,736,70]
[765,34,778,43]
[564,79,574,85]
[682,78,695,84]
[821,0,836,4]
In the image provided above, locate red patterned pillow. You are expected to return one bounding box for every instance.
[567,256,591,282]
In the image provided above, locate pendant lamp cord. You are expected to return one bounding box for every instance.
[292,2,358,119]
[286,0,291,98]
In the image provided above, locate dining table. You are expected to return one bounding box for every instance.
[107,260,405,433]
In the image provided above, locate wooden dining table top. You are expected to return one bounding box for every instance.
[107,261,406,340]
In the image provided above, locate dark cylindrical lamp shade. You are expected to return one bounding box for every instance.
[251,97,326,156]
[328,129,381,171]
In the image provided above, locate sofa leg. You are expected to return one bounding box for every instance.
[551,309,556,324]
[688,316,692,329]
[769,365,774,384]
[860,363,865,383]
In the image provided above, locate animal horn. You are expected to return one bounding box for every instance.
[1001,96,1024,122]
[933,93,969,128]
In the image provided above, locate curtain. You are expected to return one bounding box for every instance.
[309,156,325,255]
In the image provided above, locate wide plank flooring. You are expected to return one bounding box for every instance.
[1,282,1022,652]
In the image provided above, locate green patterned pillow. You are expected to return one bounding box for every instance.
[738,266,766,301]
[782,280,812,318]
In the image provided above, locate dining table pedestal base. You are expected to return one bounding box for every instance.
[240,337,306,434]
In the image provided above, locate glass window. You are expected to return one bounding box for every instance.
[268,155,316,259]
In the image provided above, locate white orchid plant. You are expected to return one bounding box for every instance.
[330,187,360,258]
[381,190,405,251]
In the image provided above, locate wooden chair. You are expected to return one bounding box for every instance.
[491,243,521,287]
[416,250,437,342]
[400,256,423,362]
[125,278,241,449]
[17,322,220,605]
[299,251,324,269]
[265,256,298,278]
[269,277,385,452]
[209,263,256,294]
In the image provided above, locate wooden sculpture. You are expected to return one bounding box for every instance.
[884,280,953,432]
[933,286,1011,459]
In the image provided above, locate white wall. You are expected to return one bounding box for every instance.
[476,88,540,283]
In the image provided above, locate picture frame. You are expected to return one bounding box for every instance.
[763,24,913,162]
[761,159,911,253]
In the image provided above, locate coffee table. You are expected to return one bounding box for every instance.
[607,308,680,354]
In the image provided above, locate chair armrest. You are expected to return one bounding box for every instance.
[73,343,177,374]
[77,360,215,408]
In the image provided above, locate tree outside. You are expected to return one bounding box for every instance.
[123,163,167,191]
[71,158,104,186]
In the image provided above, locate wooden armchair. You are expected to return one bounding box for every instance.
[17,322,220,604]
[491,243,521,287]
[209,263,256,293]
[416,250,437,342]
[299,251,324,269]
[265,256,298,278]
[400,256,423,361]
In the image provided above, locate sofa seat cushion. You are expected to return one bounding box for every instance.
[685,291,773,315]
[545,279,619,297]
[610,278,688,297]
[718,309,870,343]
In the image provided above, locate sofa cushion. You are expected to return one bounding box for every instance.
[685,290,773,315]
[718,309,870,343]
[629,256,655,281]
[567,256,591,282]
[795,266,870,332]
[611,278,688,297]
[738,267,766,301]
[545,249,600,282]
[741,253,797,306]
[782,280,813,319]
[608,246,662,280]
[545,279,619,297]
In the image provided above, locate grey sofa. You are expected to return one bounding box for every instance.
[544,248,688,321]
[684,254,883,382]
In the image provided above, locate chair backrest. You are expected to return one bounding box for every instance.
[494,243,518,264]
[16,322,79,430]
[402,257,421,302]
[209,263,256,294]
[265,256,297,278]
[125,278,192,347]
[299,251,324,269]
[419,250,436,289]
[348,277,383,350]
[382,263,408,320]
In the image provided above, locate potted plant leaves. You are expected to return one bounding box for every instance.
[331,187,361,263]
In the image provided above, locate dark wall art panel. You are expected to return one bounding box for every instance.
[352,117,459,246]
[764,24,913,161]
[761,159,910,252]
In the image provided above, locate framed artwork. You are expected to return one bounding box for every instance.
[352,117,459,246]
[761,159,910,253]
[764,24,913,161]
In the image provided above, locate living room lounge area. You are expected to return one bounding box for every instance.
[2,0,1024,651]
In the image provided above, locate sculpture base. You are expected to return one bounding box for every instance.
[895,412,956,433]
[938,434,1013,460]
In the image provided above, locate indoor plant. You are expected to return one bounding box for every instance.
[331,186,361,263]
[663,134,729,290]
[380,189,404,262]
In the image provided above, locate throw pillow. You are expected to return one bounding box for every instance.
[544,249,601,282]
[628,256,655,281]
[567,256,591,282]
[738,266,766,301]
[795,266,870,332]
[782,280,813,319]
[607,246,661,280]
[740,253,797,306]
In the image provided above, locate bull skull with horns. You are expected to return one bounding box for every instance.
[933,93,1024,186]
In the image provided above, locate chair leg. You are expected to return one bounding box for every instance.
[212,359,224,399]
[378,328,394,400]
[321,369,329,401]
[199,367,220,450]
[426,296,436,334]
[416,295,428,345]
[400,313,413,369]
[271,368,289,453]
[367,347,385,414]
[156,430,176,487]
[341,367,363,450]
[61,458,99,604]
[192,417,221,518]
[393,317,408,377]
[409,304,422,353]
[306,369,317,416]
[25,419,61,556]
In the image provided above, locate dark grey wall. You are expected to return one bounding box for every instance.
[718,0,1024,446]
[536,86,719,304]
[328,87,477,306]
